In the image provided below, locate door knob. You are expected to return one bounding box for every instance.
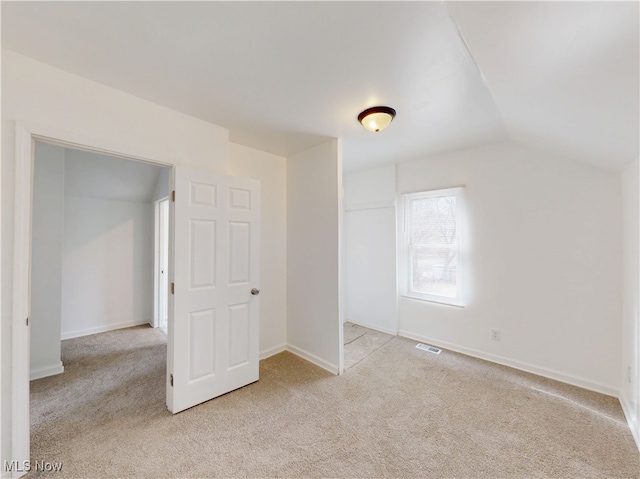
[251,288,260,296]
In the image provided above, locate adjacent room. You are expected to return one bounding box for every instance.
[1,1,638,478]
[30,142,171,381]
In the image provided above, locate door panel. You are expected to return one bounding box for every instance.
[169,166,260,413]
[228,303,250,369]
[229,222,251,283]
[189,308,216,380]
[190,219,216,288]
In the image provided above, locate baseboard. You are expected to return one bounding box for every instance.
[619,392,640,452]
[397,330,618,397]
[30,361,64,381]
[61,319,151,340]
[285,343,339,374]
[260,344,286,360]
[346,319,397,336]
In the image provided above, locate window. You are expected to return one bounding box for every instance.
[403,187,464,306]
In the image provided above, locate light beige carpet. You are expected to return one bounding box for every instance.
[29,325,639,478]
[344,322,393,370]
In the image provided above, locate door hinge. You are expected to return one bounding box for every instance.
[26,317,29,326]
[171,282,175,294]
[171,190,175,202]
[170,374,174,387]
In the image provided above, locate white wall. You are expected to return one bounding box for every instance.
[621,157,639,446]
[152,167,171,202]
[30,143,65,380]
[286,140,343,373]
[62,197,154,338]
[228,143,287,359]
[1,50,229,466]
[344,165,397,334]
[396,142,622,395]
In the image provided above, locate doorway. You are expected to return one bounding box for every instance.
[28,142,173,461]
[12,123,177,471]
[29,141,171,380]
[13,123,262,474]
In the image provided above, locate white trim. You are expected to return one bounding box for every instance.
[153,200,161,328]
[286,343,340,375]
[12,122,34,478]
[346,319,397,336]
[11,120,180,477]
[337,139,345,375]
[619,392,640,452]
[402,184,467,197]
[398,330,618,397]
[400,294,466,308]
[259,344,287,360]
[153,196,170,331]
[345,200,395,212]
[19,122,175,168]
[29,362,64,381]
[60,319,152,340]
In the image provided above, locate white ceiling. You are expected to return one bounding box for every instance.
[3,2,638,172]
[448,1,639,171]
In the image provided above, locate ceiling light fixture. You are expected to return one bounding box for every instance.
[357,106,396,132]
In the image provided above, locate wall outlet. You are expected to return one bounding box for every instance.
[491,329,501,341]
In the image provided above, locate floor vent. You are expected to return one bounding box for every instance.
[416,343,441,354]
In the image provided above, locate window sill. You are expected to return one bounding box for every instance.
[400,295,466,309]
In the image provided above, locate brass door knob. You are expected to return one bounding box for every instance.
[251,288,260,296]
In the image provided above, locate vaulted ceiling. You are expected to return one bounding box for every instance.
[3,2,638,172]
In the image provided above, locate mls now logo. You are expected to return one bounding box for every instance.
[4,460,63,473]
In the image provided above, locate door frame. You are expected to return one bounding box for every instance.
[153,196,170,332]
[11,121,176,476]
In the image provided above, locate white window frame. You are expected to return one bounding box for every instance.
[402,187,465,307]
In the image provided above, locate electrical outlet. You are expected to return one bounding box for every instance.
[491,329,500,341]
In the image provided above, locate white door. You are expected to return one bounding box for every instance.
[168,166,260,413]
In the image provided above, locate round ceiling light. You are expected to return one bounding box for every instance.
[357,106,396,132]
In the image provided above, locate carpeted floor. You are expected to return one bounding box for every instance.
[343,322,394,371]
[29,325,639,478]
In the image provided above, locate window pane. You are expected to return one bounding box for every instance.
[409,194,458,298]
[411,246,457,297]
[410,196,457,246]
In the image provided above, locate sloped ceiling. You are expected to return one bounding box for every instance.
[448,1,639,171]
[2,2,638,172]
